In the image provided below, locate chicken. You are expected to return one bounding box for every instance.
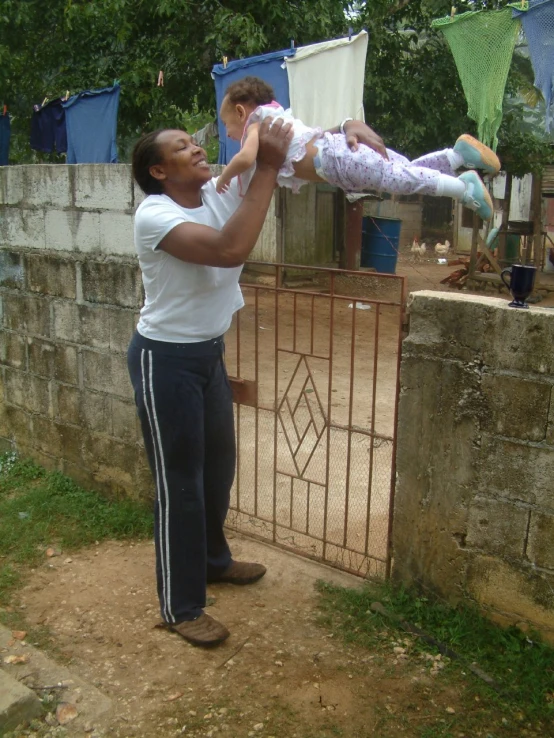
[411,237,427,257]
[435,240,450,256]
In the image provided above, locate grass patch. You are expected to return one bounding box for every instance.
[0,452,153,607]
[316,579,554,737]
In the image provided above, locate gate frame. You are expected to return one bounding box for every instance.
[228,261,407,579]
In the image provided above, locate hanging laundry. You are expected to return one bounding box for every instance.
[432,9,520,151]
[284,30,368,131]
[512,0,554,133]
[62,83,120,164]
[0,111,10,165]
[30,98,67,154]
[212,49,295,164]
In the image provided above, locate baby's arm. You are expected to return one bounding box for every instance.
[216,125,260,193]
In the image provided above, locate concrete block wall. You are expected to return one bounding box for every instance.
[0,163,278,498]
[394,291,554,640]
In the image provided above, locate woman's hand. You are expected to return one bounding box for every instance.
[256,117,293,172]
[343,121,388,160]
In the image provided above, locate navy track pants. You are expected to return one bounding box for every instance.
[127,331,235,624]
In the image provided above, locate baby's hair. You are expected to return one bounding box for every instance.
[225,76,275,107]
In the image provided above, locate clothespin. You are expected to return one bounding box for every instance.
[64,90,70,101]
[222,56,228,69]
[450,5,456,19]
[2,105,7,116]
[348,26,353,41]
[157,70,164,87]
[41,97,49,107]
[291,39,295,49]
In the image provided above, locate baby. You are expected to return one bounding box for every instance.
[216,76,499,221]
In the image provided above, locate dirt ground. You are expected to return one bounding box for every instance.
[8,535,471,738]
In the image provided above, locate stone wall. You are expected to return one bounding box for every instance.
[394,291,554,639]
[0,163,277,497]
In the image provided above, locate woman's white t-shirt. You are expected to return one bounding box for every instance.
[134,178,244,343]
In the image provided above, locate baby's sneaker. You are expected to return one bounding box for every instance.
[459,171,493,220]
[454,134,500,176]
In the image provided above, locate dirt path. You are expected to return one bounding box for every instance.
[12,535,467,738]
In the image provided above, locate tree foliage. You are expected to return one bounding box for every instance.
[0,0,551,175]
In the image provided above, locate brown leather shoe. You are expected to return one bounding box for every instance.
[170,613,230,647]
[208,560,267,585]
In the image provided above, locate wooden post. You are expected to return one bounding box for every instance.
[531,174,543,268]
[335,190,346,268]
[344,198,364,270]
[468,211,480,279]
[498,172,512,266]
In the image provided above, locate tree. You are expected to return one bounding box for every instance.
[0,0,551,175]
[351,0,553,175]
[0,0,350,162]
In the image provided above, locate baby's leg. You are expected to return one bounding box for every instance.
[321,138,458,197]
[410,149,458,176]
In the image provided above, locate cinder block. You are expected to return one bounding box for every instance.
[134,460,155,501]
[82,350,133,399]
[27,339,79,385]
[3,404,32,443]
[546,386,554,446]
[4,369,51,416]
[477,433,554,508]
[111,397,139,443]
[81,430,138,495]
[0,167,24,205]
[99,212,135,256]
[133,181,146,209]
[466,496,528,558]
[2,293,51,338]
[481,373,550,442]
[75,164,133,210]
[81,261,142,308]
[0,332,27,370]
[54,383,81,425]
[527,513,554,569]
[20,165,73,208]
[1,208,46,249]
[0,251,24,290]
[52,301,110,349]
[30,415,65,457]
[80,390,110,432]
[0,668,43,731]
[61,460,104,494]
[57,423,85,466]
[25,253,77,298]
[109,308,137,352]
[484,303,554,376]
[467,555,554,632]
[45,210,101,253]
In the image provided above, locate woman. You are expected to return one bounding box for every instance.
[128,116,386,648]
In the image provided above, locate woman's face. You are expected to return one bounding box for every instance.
[151,130,211,189]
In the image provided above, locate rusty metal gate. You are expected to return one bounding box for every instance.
[225,262,405,579]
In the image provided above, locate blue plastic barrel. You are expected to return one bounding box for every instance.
[361,216,401,274]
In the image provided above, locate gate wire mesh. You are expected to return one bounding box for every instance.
[225,262,405,579]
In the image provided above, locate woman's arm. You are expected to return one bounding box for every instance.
[159,118,291,268]
[216,126,260,194]
[328,120,388,159]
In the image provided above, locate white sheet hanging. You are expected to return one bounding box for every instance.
[284,30,368,131]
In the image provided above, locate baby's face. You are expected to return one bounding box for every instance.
[220,97,253,140]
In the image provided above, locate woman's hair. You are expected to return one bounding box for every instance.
[132,130,166,195]
[225,76,275,107]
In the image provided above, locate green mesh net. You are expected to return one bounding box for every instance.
[432,8,520,151]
